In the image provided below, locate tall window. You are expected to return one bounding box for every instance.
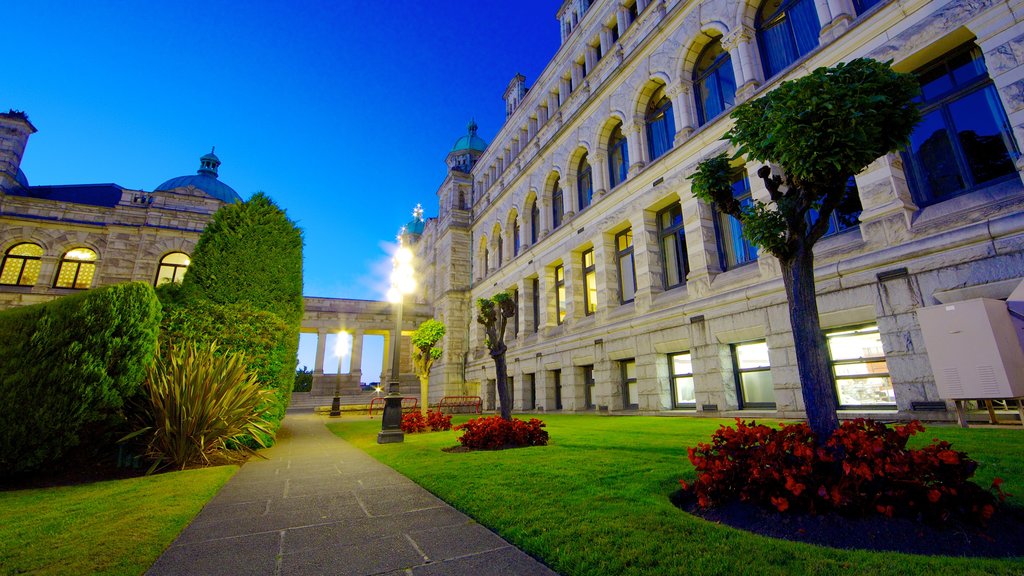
[553,369,563,410]
[811,176,862,238]
[0,242,43,286]
[531,277,540,333]
[757,0,820,79]
[903,44,1019,205]
[622,359,638,409]
[552,178,565,229]
[497,235,504,267]
[608,123,629,188]
[616,229,636,304]
[155,252,190,286]
[513,216,521,256]
[554,264,566,324]
[582,249,597,316]
[530,201,540,243]
[658,203,688,289]
[716,171,758,269]
[583,365,596,409]
[826,325,894,409]
[670,352,696,409]
[732,341,775,409]
[54,247,97,289]
[694,38,736,126]
[577,153,594,211]
[512,289,520,337]
[646,86,676,161]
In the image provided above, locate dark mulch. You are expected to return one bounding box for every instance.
[0,456,149,491]
[670,489,1024,558]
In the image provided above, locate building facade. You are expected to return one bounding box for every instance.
[410,0,1024,421]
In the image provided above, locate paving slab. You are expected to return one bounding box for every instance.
[146,411,558,576]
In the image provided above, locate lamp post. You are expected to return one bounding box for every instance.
[329,331,352,417]
[378,245,415,444]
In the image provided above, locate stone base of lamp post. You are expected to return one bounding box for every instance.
[329,396,342,417]
[377,381,405,444]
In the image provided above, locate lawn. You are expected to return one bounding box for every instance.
[0,465,237,576]
[329,415,1024,576]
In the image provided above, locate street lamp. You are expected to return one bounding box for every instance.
[379,245,416,444]
[329,330,352,417]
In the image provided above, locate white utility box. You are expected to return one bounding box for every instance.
[917,298,1024,400]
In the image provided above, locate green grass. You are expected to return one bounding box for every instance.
[0,465,237,576]
[329,415,1024,576]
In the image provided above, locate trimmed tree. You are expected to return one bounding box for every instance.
[411,319,445,415]
[477,291,516,420]
[689,58,919,442]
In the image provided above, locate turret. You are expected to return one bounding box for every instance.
[0,110,37,193]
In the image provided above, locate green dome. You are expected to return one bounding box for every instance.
[451,119,487,152]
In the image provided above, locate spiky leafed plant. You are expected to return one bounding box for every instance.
[126,341,274,471]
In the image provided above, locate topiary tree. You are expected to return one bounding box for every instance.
[411,319,445,415]
[477,291,516,421]
[689,58,919,442]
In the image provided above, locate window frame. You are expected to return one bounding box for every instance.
[756,0,821,79]
[694,38,737,127]
[608,124,629,189]
[622,359,638,409]
[645,88,676,162]
[53,247,98,290]
[531,277,541,333]
[825,323,896,410]
[155,251,191,286]
[714,170,759,270]
[577,154,594,211]
[615,228,636,304]
[0,242,44,286]
[582,248,597,316]
[669,351,696,409]
[552,184,565,229]
[554,264,566,325]
[731,340,776,409]
[530,201,540,244]
[657,203,689,290]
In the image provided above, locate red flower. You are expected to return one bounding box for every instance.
[771,496,790,512]
[927,489,941,503]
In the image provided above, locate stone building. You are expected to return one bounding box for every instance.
[408,0,1024,421]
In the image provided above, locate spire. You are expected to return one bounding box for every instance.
[413,203,424,221]
[198,147,220,179]
[467,119,478,136]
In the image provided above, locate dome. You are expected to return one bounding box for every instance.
[450,119,487,152]
[400,204,426,241]
[156,148,242,204]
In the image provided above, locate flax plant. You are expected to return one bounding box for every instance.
[127,342,274,471]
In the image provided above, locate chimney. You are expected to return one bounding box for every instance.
[0,110,37,193]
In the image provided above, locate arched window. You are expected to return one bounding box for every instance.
[156,252,191,286]
[757,0,820,79]
[646,87,676,161]
[512,216,521,256]
[54,247,97,289]
[552,177,565,229]
[694,39,737,126]
[530,201,540,243]
[608,123,629,188]
[0,242,43,286]
[577,153,593,211]
[497,235,504,266]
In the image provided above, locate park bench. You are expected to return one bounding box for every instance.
[367,396,418,417]
[435,395,483,414]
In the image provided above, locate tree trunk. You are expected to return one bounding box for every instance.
[779,244,840,443]
[419,375,430,416]
[492,352,512,421]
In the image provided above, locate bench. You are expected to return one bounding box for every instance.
[435,396,483,414]
[367,396,419,417]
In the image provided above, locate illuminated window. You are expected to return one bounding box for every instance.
[608,123,629,188]
[757,0,820,79]
[716,170,758,269]
[554,264,566,325]
[826,325,895,408]
[646,86,675,161]
[622,359,638,408]
[0,242,43,286]
[155,252,190,286]
[732,341,775,409]
[670,352,696,408]
[616,229,636,304]
[582,249,597,316]
[694,38,736,126]
[54,248,97,289]
[658,203,688,289]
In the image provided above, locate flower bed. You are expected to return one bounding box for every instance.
[681,419,1006,523]
[401,410,452,433]
[453,416,548,449]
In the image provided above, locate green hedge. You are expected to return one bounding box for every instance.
[0,282,161,476]
[158,297,294,444]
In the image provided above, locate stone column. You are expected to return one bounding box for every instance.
[314,329,327,375]
[683,197,719,299]
[816,0,855,41]
[721,25,762,101]
[591,150,609,198]
[594,231,617,322]
[350,330,363,381]
[766,304,802,417]
[637,0,650,12]
[855,153,917,250]
[535,366,557,410]
[636,351,665,411]
[667,80,695,144]
[616,3,631,34]
[631,207,661,314]
[599,25,612,54]
[561,76,573,100]
[562,365,586,411]
[625,118,646,176]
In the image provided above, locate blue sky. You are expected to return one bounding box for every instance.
[8,1,561,378]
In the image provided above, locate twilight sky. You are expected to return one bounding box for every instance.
[8,0,560,300]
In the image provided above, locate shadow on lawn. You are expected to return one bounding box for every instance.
[670,489,1024,558]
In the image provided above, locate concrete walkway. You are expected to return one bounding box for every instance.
[147,412,558,576]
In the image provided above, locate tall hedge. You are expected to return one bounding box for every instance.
[0,282,161,475]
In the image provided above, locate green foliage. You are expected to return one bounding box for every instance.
[158,296,294,444]
[128,342,274,470]
[476,291,516,352]
[181,192,304,326]
[411,319,446,377]
[0,282,161,475]
[294,365,313,392]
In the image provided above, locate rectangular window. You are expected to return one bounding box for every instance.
[622,359,638,409]
[512,289,519,337]
[553,369,563,410]
[554,264,566,325]
[582,249,597,316]
[616,229,636,304]
[527,373,536,409]
[732,341,775,409]
[583,365,596,409]
[716,171,758,269]
[657,203,688,289]
[826,325,895,409]
[670,352,695,409]
[532,277,540,332]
